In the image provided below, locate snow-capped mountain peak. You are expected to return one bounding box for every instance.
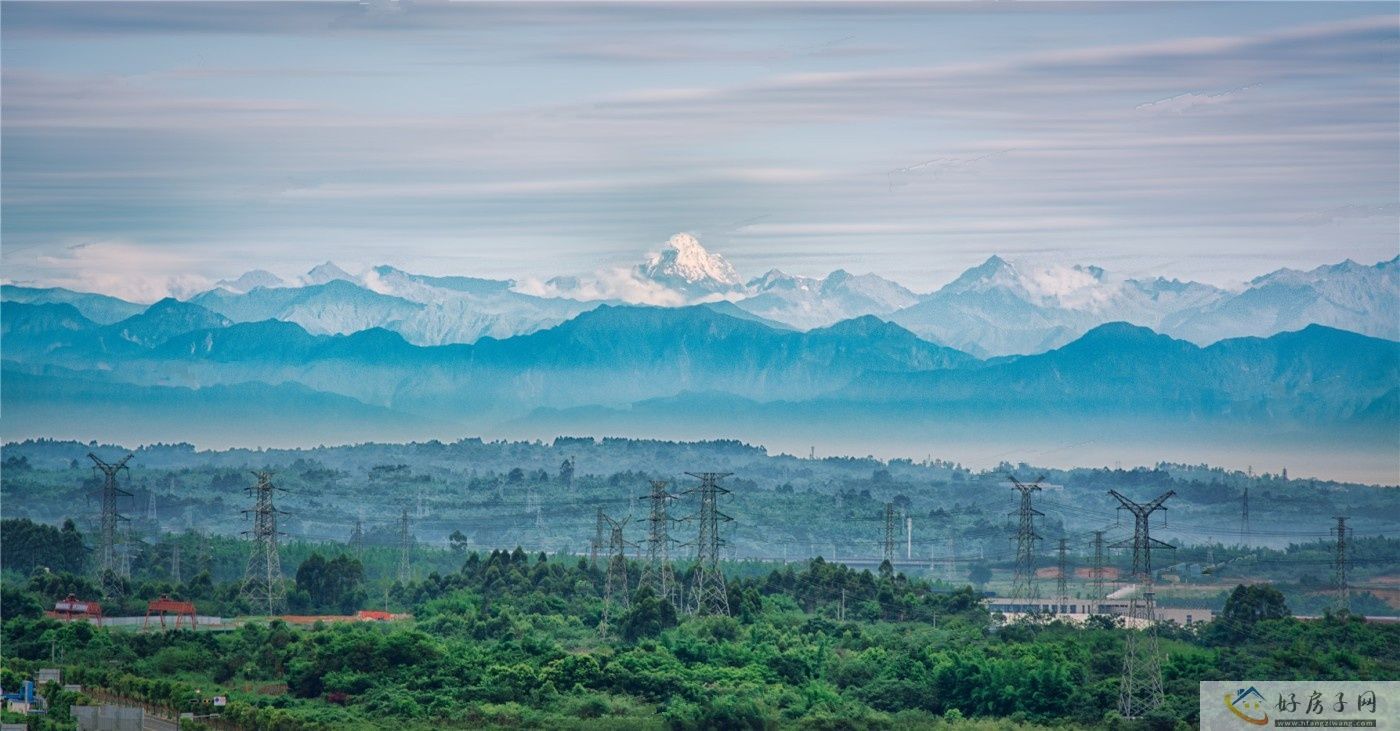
[944,256,1114,309]
[637,233,743,293]
[748,269,817,292]
[215,269,288,293]
[303,261,355,286]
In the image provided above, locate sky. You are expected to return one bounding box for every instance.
[2,1,1398,302]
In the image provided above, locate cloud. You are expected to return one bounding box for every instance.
[1135,84,1263,115]
[28,240,216,303]
[1294,202,1400,226]
[513,268,690,307]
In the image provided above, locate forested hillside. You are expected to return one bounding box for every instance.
[4,527,1397,730]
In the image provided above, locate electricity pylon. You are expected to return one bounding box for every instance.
[171,541,182,584]
[882,503,897,564]
[240,471,288,615]
[1240,487,1250,542]
[683,472,732,616]
[397,507,413,585]
[1091,530,1107,608]
[1056,538,1069,614]
[590,508,606,567]
[599,515,637,636]
[1332,516,1349,613]
[1108,489,1175,719]
[639,480,680,610]
[89,453,133,597]
[1008,475,1045,602]
[348,519,365,553]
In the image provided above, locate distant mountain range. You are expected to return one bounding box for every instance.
[3,287,1395,450]
[6,236,1394,356]
[3,235,1396,457]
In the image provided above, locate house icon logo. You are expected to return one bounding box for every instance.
[1225,686,1269,725]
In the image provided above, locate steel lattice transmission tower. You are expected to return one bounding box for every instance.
[397,507,413,585]
[1332,516,1350,613]
[590,508,606,567]
[89,453,133,597]
[1008,475,1045,601]
[882,503,897,564]
[639,480,681,610]
[348,519,365,554]
[1056,538,1069,614]
[1108,489,1175,719]
[240,471,289,615]
[171,541,182,584]
[683,472,733,616]
[1091,530,1108,607]
[1240,487,1250,542]
[599,515,638,636]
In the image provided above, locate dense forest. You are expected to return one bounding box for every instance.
[3,516,1399,730]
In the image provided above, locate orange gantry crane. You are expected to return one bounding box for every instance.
[143,595,198,630]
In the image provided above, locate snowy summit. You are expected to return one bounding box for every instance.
[637,233,744,295]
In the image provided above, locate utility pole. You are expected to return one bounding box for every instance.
[683,472,733,616]
[1091,530,1107,607]
[838,588,846,622]
[1108,489,1175,719]
[883,503,897,565]
[1009,475,1045,602]
[89,453,133,598]
[240,471,288,615]
[639,480,680,610]
[905,516,913,560]
[599,515,637,636]
[397,507,413,585]
[1333,516,1349,613]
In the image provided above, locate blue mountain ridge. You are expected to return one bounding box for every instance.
[2,297,1395,438]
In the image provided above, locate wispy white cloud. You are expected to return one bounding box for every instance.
[513,267,690,307]
[29,240,216,302]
